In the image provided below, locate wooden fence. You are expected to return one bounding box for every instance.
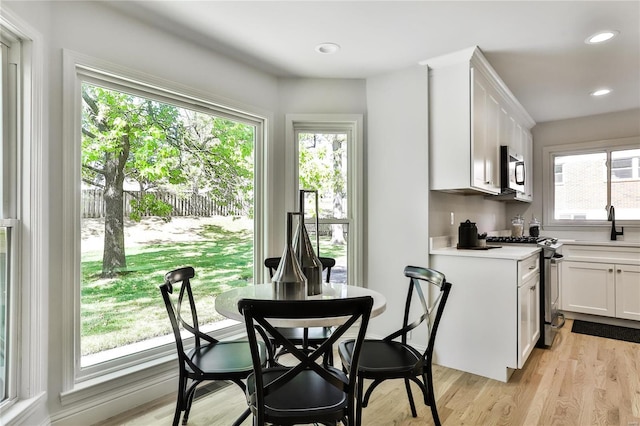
[81,189,250,218]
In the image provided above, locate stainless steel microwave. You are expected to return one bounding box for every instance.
[500,145,525,193]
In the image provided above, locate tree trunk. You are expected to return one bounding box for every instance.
[331,136,346,245]
[101,136,130,277]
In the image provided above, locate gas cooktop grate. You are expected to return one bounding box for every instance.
[485,236,546,244]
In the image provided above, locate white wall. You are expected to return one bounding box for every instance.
[507,108,640,242]
[365,65,430,337]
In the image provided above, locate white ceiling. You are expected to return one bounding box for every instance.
[113,1,639,124]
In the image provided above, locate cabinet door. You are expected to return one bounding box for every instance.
[518,273,540,368]
[471,69,500,194]
[561,261,615,317]
[615,264,640,320]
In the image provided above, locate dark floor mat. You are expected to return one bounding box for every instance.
[571,320,640,344]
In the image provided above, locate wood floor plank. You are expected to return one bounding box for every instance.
[95,319,640,425]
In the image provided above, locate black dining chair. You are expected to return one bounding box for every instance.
[264,256,336,365]
[160,266,267,426]
[338,265,452,426]
[238,296,373,426]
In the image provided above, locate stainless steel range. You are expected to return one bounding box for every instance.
[486,236,565,347]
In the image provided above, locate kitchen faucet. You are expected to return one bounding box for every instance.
[608,205,624,241]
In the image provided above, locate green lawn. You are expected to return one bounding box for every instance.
[81,222,346,355]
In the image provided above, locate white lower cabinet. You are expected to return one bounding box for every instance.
[562,261,616,317]
[430,250,540,382]
[561,244,640,321]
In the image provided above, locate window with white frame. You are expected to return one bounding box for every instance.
[0,12,45,422]
[286,115,363,287]
[0,22,19,408]
[65,53,265,383]
[544,137,640,224]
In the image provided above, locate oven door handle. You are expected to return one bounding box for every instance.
[551,313,565,329]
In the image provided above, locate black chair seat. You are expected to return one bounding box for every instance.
[185,341,261,376]
[339,339,422,377]
[246,367,348,421]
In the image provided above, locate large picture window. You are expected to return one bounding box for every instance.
[65,54,265,382]
[544,137,640,225]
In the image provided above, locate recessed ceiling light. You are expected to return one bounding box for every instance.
[315,42,340,55]
[585,30,619,44]
[591,88,612,97]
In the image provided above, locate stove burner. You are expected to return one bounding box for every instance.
[486,236,544,244]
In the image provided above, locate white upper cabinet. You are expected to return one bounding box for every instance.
[472,69,501,193]
[423,46,535,198]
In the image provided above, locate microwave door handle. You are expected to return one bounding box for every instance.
[515,161,525,185]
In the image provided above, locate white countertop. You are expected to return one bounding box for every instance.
[430,245,541,260]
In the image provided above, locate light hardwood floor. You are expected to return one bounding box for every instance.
[96,319,640,425]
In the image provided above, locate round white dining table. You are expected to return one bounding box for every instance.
[215,283,387,327]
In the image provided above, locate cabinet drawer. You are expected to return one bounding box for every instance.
[562,245,640,265]
[518,254,539,284]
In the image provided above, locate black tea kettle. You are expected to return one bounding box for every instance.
[458,220,479,248]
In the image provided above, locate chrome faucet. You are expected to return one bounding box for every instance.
[608,205,624,241]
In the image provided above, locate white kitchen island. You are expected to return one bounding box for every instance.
[430,245,541,382]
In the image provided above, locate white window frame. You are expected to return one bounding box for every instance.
[61,50,266,399]
[0,9,47,425]
[285,114,363,287]
[542,135,640,228]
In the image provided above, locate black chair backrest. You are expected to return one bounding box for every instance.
[160,266,218,372]
[238,296,373,418]
[264,256,336,282]
[384,265,452,359]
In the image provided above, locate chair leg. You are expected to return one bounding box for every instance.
[356,375,365,426]
[361,379,384,407]
[173,374,187,426]
[182,380,201,425]
[425,365,441,426]
[407,376,429,405]
[232,408,251,426]
[404,378,418,417]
